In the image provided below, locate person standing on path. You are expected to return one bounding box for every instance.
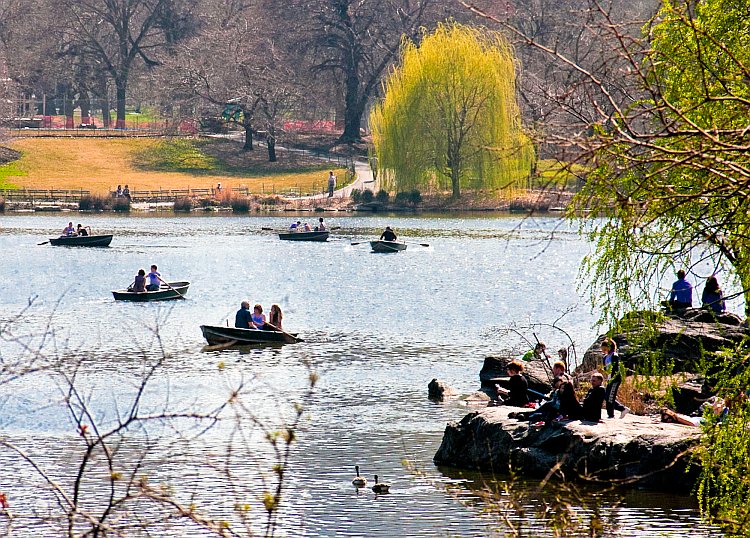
[327,170,336,197]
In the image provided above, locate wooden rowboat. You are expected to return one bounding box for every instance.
[370,240,407,253]
[200,324,301,345]
[112,281,190,302]
[49,234,113,247]
[278,231,329,242]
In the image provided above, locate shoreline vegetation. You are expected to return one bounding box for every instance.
[0,136,578,214]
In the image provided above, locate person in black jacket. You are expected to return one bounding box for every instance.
[501,360,529,407]
[580,372,606,422]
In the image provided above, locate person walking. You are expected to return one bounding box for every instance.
[327,170,336,197]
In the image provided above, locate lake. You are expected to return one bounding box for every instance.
[0,213,725,536]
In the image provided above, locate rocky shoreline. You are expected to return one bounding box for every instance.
[433,406,701,490]
[433,308,749,490]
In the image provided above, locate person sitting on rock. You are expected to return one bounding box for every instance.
[496,360,529,407]
[702,275,726,314]
[669,269,693,309]
[579,372,606,422]
[522,342,550,363]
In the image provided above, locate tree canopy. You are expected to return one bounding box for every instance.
[370,23,534,198]
[512,0,750,319]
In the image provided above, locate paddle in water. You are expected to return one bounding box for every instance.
[266,322,303,343]
[157,276,187,299]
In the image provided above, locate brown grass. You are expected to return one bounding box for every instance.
[2,137,345,195]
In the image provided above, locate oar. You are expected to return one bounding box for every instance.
[157,276,187,300]
[38,241,49,246]
[261,227,274,231]
[265,322,303,343]
[351,241,365,246]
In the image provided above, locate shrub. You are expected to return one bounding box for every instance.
[199,197,214,209]
[361,189,374,203]
[409,189,422,205]
[231,197,251,213]
[173,197,193,212]
[112,197,130,212]
[395,191,410,206]
[79,195,111,211]
[350,189,362,203]
[375,189,390,204]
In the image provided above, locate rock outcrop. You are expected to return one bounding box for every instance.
[434,407,701,490]
[479,356,554,398]
[579,310,748,373]
[428,379,458,401]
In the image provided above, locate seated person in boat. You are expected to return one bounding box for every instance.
[130,269,147,292]
[235,301,253,328]
[62,222,76,236]
[269,304,283,330]
[252,304,267,329]
[303,222,313,232]
[146,265,161,291]
[380,226,397,241]
[489,361,529,407]
[76,224,91,236]
[317,217,327,231]
[290,221,301,230]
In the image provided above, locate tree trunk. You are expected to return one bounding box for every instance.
[115,81,127,129]
[79,93,92,125]
[63,95,75,129]
[243,121,254,151]
[339,64,363,143]
[267,135,277,162]
[451,168,461,198]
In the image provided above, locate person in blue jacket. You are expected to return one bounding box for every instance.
[669,269,693,309]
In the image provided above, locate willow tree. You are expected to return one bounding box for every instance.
[370,23,534,198]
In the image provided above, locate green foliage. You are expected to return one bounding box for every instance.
[350,188,362,203]
[360,189,374,203]
[572,0,750,323]
[395,189,422,207]
[375,189,389,204]
[371,23,535,198]
[136,139,217,173]
[0,159,25,188]
[696,348,750,533]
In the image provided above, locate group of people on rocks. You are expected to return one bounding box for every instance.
[668,269,726,314]
[290,217,326,232]
[491,338,630,426]
[235,302,284,331]
[62,222,91,237]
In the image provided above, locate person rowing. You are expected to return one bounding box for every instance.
[235,301,253,329]
[380,226,397,241]
[62,222,76,236]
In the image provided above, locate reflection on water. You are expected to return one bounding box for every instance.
[0,214,724,536]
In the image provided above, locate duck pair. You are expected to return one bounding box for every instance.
[352,465,390,493]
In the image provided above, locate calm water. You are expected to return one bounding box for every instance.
[0,213,725,537]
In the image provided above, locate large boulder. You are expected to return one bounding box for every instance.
[479,356,554,399]
[434,407,701,490]
[428,379,458,401]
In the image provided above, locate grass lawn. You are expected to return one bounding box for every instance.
[0,137,346,195]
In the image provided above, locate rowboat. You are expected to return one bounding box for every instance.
[200,324,301,345]
[370,240,407,253]
[112,281,190,302]
[278,231,329,242]
[49,234,113,247]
